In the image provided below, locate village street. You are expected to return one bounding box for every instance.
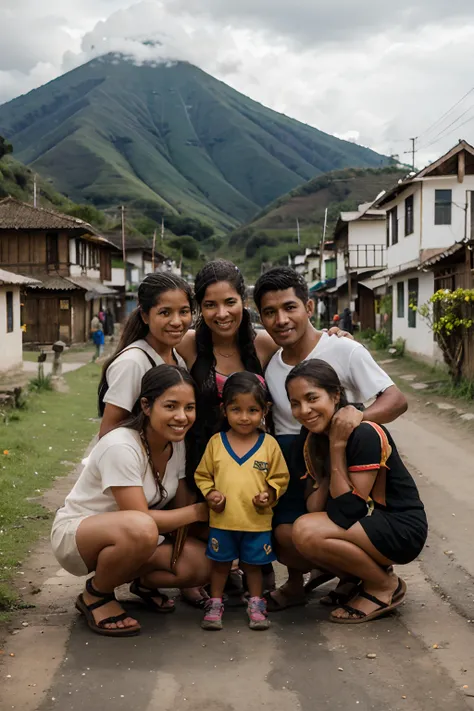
[1,361,474,711]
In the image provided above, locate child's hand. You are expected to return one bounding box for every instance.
[207,490,226,513]
[253,491,270,510]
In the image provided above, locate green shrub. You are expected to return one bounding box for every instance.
[372,331,390,350]
[360,327,376,341]
[389,337,406,358]
[28,373,53,393]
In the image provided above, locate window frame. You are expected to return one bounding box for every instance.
[6,290,14,333]
[408,277,419,328]
[405,195,414,236]
[397,281,405,318]
[434,189,452,226]
[46,232,59,267]
[388,206,398,245]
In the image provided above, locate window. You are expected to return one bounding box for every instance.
[6,291,13,333]
[408,278,418,328]
[76,239,87,268]
[435,190,452,225]
[405,195,414,236]
[46,232,59,266]
[388,207,398,245]
[397,282,404,318]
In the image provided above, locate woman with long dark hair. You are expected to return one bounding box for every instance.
[285,359,427,624]
[99,273,193,437]
[51,365,210,637]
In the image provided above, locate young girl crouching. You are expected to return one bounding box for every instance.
[195,372,289,631]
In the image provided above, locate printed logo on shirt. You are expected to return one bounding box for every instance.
[253,460,268,472]
[263,544,272,555]
[211,537,219,553]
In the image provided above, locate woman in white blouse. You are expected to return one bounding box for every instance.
[51,365,210,637]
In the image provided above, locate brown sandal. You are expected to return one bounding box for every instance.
[75,578,141,637]
[330,577,406,625]
[130,579,176,613]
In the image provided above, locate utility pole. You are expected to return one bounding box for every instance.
[121,205,127,287]
[33,174,37,208]
[409,137,417,170]
[161,217,164,245]
[152,229,157,271]
[296,218,301,246]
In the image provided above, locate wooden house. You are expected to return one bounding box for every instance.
[0,197,117,345]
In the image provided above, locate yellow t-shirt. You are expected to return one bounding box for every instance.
[194,432,290,532]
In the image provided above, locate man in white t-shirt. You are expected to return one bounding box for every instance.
[252,266,407,609]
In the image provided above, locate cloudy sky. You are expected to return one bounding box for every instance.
[2,0,474,166]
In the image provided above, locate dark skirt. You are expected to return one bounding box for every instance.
[272,434,307,527]
[360,507,428,565]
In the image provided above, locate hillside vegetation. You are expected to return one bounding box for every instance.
[222,166,409,279]
[0,56,392,231]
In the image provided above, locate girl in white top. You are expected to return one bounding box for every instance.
[99,273,192,438]
[51,365,210,637]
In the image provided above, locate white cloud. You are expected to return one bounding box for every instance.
[1,0,474,169]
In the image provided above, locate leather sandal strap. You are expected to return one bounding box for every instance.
[357,590,389,609]
[96,612,129,629]
[131,579,169,602]
[85,577,116,611]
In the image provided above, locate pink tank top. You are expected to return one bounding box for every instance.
[215,371,266,399]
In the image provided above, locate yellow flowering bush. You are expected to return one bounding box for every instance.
[416,288,474,382]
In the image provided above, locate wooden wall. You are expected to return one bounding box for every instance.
[0,230,70,275]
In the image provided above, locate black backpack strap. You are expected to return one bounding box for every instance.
[121,347,156,368]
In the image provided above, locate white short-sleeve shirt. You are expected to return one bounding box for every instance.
[54,428,186,524]
[265,332,394,436]
[103,339,187,413]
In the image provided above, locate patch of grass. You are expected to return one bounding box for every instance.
[435,377,474,401]
[28,373,53,393]
[0,363,101,611]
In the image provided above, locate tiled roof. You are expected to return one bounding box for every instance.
[0,268,41,286]
[0,197,91,231]
[65,276,117,296]
[26,274,82,291]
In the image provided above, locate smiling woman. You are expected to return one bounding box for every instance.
[51,364,211,638]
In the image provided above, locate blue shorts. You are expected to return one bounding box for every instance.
[206,528,276,566]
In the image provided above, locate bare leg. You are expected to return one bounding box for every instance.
[207,561,232,599]
[293,513,399,619]
[241,564,263,598]
[75,510,159,629]
[138,537,212,592]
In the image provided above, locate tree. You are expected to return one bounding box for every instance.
[0,135,13,160]
[416,288,474,383]
[169,235,200,260]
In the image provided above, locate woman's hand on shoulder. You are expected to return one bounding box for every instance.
[329,405,363,446]
[176,329,197,368]
[255,330,279,368]
[324,327,354,340]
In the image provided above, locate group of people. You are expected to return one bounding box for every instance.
[51,260,428,637]
[90,308,115,361]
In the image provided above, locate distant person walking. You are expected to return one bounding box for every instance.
[341,308,353,335]
[91,314,104,361]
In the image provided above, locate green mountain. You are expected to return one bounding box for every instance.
[0,56,391,230]
[223,166,409,279]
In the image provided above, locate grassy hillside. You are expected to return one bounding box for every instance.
[0,56,392,231]
[222,166,409,279]
[0,155,72,210]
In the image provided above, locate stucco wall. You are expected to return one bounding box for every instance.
[0,285,22,371]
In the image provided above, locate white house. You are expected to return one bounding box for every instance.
[0,269,39,372]
[375,140,474,359]
[332,202,387,329]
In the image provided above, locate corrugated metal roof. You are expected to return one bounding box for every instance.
[419,242,465,268]
[376,259,420,279]
[65,276,118,296]
[0,268,41,286]
[26,274,82,291]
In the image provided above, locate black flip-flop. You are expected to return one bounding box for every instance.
[75,577,141,637]
[330,578,407,625]
[304,571,336,594]
[130,579,176,613]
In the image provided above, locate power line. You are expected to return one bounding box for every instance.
[418,103,474,150]
[417,85,474,141]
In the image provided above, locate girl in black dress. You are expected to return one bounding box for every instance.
[286,359,427,624]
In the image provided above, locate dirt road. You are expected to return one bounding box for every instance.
[1,392,474,711]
